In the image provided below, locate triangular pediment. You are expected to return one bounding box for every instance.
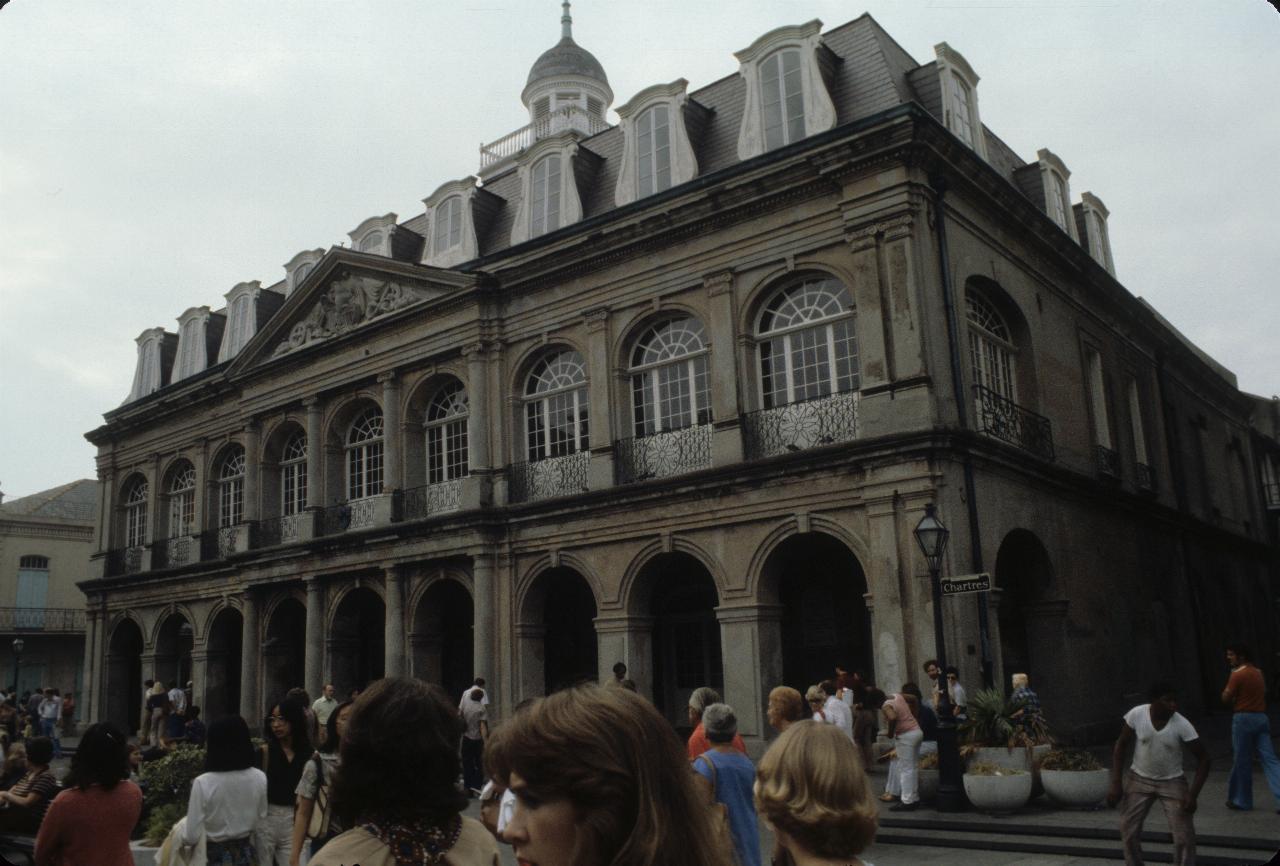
[228,249,478,375]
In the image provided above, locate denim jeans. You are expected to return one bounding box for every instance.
[1227,711,1280,809]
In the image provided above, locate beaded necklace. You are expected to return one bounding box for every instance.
[361,813,462,866]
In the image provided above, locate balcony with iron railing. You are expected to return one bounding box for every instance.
[973,385,1056,462]
[1095,444,1121,478]
[0,608,87,633]
[257,512,312,548]
[399,480,463,521]
[1136,461,1156,493]
[742,392,860,462]
[615,424,713,485]
[151,533,202,570]
[509,451,591,504]
[479,105,611,172]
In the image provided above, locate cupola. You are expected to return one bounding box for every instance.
[521,2,612,126]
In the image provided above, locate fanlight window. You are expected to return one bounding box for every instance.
[630,318,711,436]
[637,105,672,198]
[525,350,589,461]
[347,408,385,501]
[167,464,197,537]
[123,476,149,548]
[281,433,308,516]
[218,449,246,527]
[19,556,48,570]
[426,382,469,484]
[757,277,859,409]
[530,155,562,238]
[966,292,1015,400]
[761,48,805,151]
[433,196,463,255]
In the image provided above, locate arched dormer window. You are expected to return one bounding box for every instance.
[636,105,672,197]
[966,291,1016,401]
[1076,192,1116,277]
[614,79,701,207]
[630,318,711,436]
[167,463,197,537]
[761,48,805,150]
[281,432,308,516]
[426,382,469,484]
[173,307,213,381]
[122,476,149,548]
[128,328,168,401]
[346,408,385,500]
[531,154,562,237]
[217,282,261,363]
[757,277,858,409]
[934,42,988,160]
[217,447,246,527]
[283,249,325,296]
[433,196,463,257]
[348,214,398,258]
[525,350,589,461]
[734,20,836,160]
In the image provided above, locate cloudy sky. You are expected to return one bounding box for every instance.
[1,1,1277,498]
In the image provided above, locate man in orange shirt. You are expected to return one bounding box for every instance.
[1222,643,1280,812]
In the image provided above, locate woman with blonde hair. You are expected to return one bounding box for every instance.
[486,684,733,866]
[755,720,878,866]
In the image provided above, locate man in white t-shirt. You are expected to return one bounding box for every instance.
[168,682,187,716]
[1107,683,1210,866]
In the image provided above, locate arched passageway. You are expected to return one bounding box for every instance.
[994,529,1054,688]
[330,587,385,694]
[412,579,474,702]
[518,567,597,699]
[106,618,144,734]
[762,532,871,691]
[154,612,194,693]
[263,598,306,709]
[205,608,243,720]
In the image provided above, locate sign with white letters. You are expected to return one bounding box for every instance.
[941,572,991,595]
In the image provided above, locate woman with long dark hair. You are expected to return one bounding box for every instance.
[0,737,57,834]
[309,678,499,866]
[260,696,312,866]
[34,722,140,866]
[183,715,268,866]
[289,700,354,866]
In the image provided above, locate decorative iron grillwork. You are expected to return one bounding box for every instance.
[973,385,1055,461]
[742,392,859,461]
[319,503,353,536]
[400,480,463,521]
[163,535,195,568]
[348,497,378,530]
[616,424,712,484]
[1135,462,1155,492]
[0,608,86,632]
[257,514,300,548]
[509,451,591,504]
[1095,444,1121,477]
[106,546,145,576]
[216,526,240,558]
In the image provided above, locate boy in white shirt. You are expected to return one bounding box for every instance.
[1107,682,1210,866]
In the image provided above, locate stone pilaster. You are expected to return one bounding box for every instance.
[239,592,260,724]
[305,398,323,508]
[583,308,614,490]
[473,553,495,694]
[703,271,744,466]
[243,419,261,522]
[714,604,783,742]
[464,344,491,471]
[593,614,655,700]
[514,622,546,704]
[384,568,406,678]
[304,579,325,699]
[81,609,99,723]
[864,493,910,693]
[380,373,403,492]
[188,649,211,713]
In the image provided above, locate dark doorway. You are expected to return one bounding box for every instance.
[206,608,243,720]
[413,580,474,703]
[106,618,144,734]
[330,587,385,694]
[263,597,306,709]
[538,568,598,694]
[154,613,194,692]
[643,553,722,733]
[994,529,1053,690]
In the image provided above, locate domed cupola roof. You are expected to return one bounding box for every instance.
[521,2,612,107]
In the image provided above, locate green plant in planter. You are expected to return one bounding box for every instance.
[966,761,1026,777]
[144,802,186,847]
[918,751,939,770]
[1040,749,1103,771]
[959,688,1052,754]
[138,744,206,843]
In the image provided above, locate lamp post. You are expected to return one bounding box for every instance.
[914,503,965,812]
[11,638,24,695]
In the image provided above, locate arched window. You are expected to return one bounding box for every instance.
[347,408,384,500]
[949,72,975,147]
[122,476,149,548]
[965,292,1016,400]
[630,318,711,436]
[761,48,804,151]
[525,350,589,461]
[637,105,672,197]
[167,463,196,537]
[358,231,383,253]
[530,155,562,237]
[281,433,308,516]
[218,448,246,527]
[426,383,469,484]
[433,196,463,255]
[757,277,858,409]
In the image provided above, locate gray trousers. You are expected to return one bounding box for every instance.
[1119,770,1195,866]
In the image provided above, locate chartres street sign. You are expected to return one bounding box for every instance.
[942,572,991,595]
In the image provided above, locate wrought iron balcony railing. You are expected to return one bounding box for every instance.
[480,105,610,170]
[973,385,1055,461]
[1265,480,1280,511]
[1135,462,1155,492]
[106,546,145,577]
[1095,444,1121,478]
[399,480,463,521]
[615,424,712,485]
[0,607,87,633]
[743,392,859,461]
[257,513,308,547]
[152,534,199,569]
[509,451,591,504]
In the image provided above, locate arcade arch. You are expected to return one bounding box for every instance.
[412,579,474,701]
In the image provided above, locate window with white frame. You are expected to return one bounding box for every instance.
[637,105,672,197]
[525,350,589,461]
[433,196,463,256]
[966,292,1016,401]
[934,42,987,160]
[757,277,859,409]
[948,72,976,147]
[281,433,308,516]
[1085,348,1112,448]
[218,448,245,527]
[426,382,469,484]
[167,463,196,537]
[1127,378,1148,466]
[530,155,562,238]
[1087,208,1115,273]
[175,316,206,380]
[122,476,149,548]
[1048,171,1070,230]
[347,408,385,500]
[358,232,383,253]
[630,318,711,436]
[761,48,805,151]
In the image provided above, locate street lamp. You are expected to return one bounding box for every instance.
[913,503,964,812]
[11,638,24,695]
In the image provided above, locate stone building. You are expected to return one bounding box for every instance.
[81,9,1277,744]
[0,480,95,712]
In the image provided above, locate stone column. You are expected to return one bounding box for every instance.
[194,438,210,536]
[243,419,261,523]
[583,308,614,490]
[304,579,325,699]
[239,592,260,724]
[305,398,323,508]
[81,609,99,723]
[473,553,495,691]
[514,622,546,703]
[380,373,403,493]
[864,492,910,693]
[188,649,211,713]
[384,568,406,678]
[715,604,783,743]
[149,453,164,544]
[95,466,113,553]
[593,614,655,700]
[703,271,744,466]
[465,344,492,471]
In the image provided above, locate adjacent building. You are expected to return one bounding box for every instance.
[81,9,1277,744]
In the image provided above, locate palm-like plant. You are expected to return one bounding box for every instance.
[959,688,1052,753]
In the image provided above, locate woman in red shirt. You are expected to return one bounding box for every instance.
[35,722,141,866]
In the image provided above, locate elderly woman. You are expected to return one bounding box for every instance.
[693,704,761,866]
[766,687,808,734]
[687,686,745,759]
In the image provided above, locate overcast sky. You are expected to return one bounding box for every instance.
[1,1,1277,499]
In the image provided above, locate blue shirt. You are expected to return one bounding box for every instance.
[694,749,762,866]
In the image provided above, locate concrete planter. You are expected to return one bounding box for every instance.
[917,768,939,803]
[1041,769,1110,808]
[963,771,1033,816]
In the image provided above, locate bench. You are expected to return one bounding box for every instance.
[0,835,34,866]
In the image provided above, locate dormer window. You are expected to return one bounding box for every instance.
[433,196,463,256]
[934,43,987,160]
[283,249,325,296]
[128,328,168,401]
[1075,192,1116,276]
[173,307,213,381]
[348,214,399,257]
[217,282,261,362]
[734,20,836,161]
[421,178,498,268]
[1035,149,1079,240]
[511,135,584,244]
[1048,172,1069,228]
[614,79,701,207]
[531,154,562,236]
[637,105,671,196]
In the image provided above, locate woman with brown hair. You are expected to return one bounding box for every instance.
[766,687,808,734]
[309,678,498,866]
[486,684,733,866]
[755,721,879,866]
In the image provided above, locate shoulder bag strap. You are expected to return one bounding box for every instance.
[695,753,718,797]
